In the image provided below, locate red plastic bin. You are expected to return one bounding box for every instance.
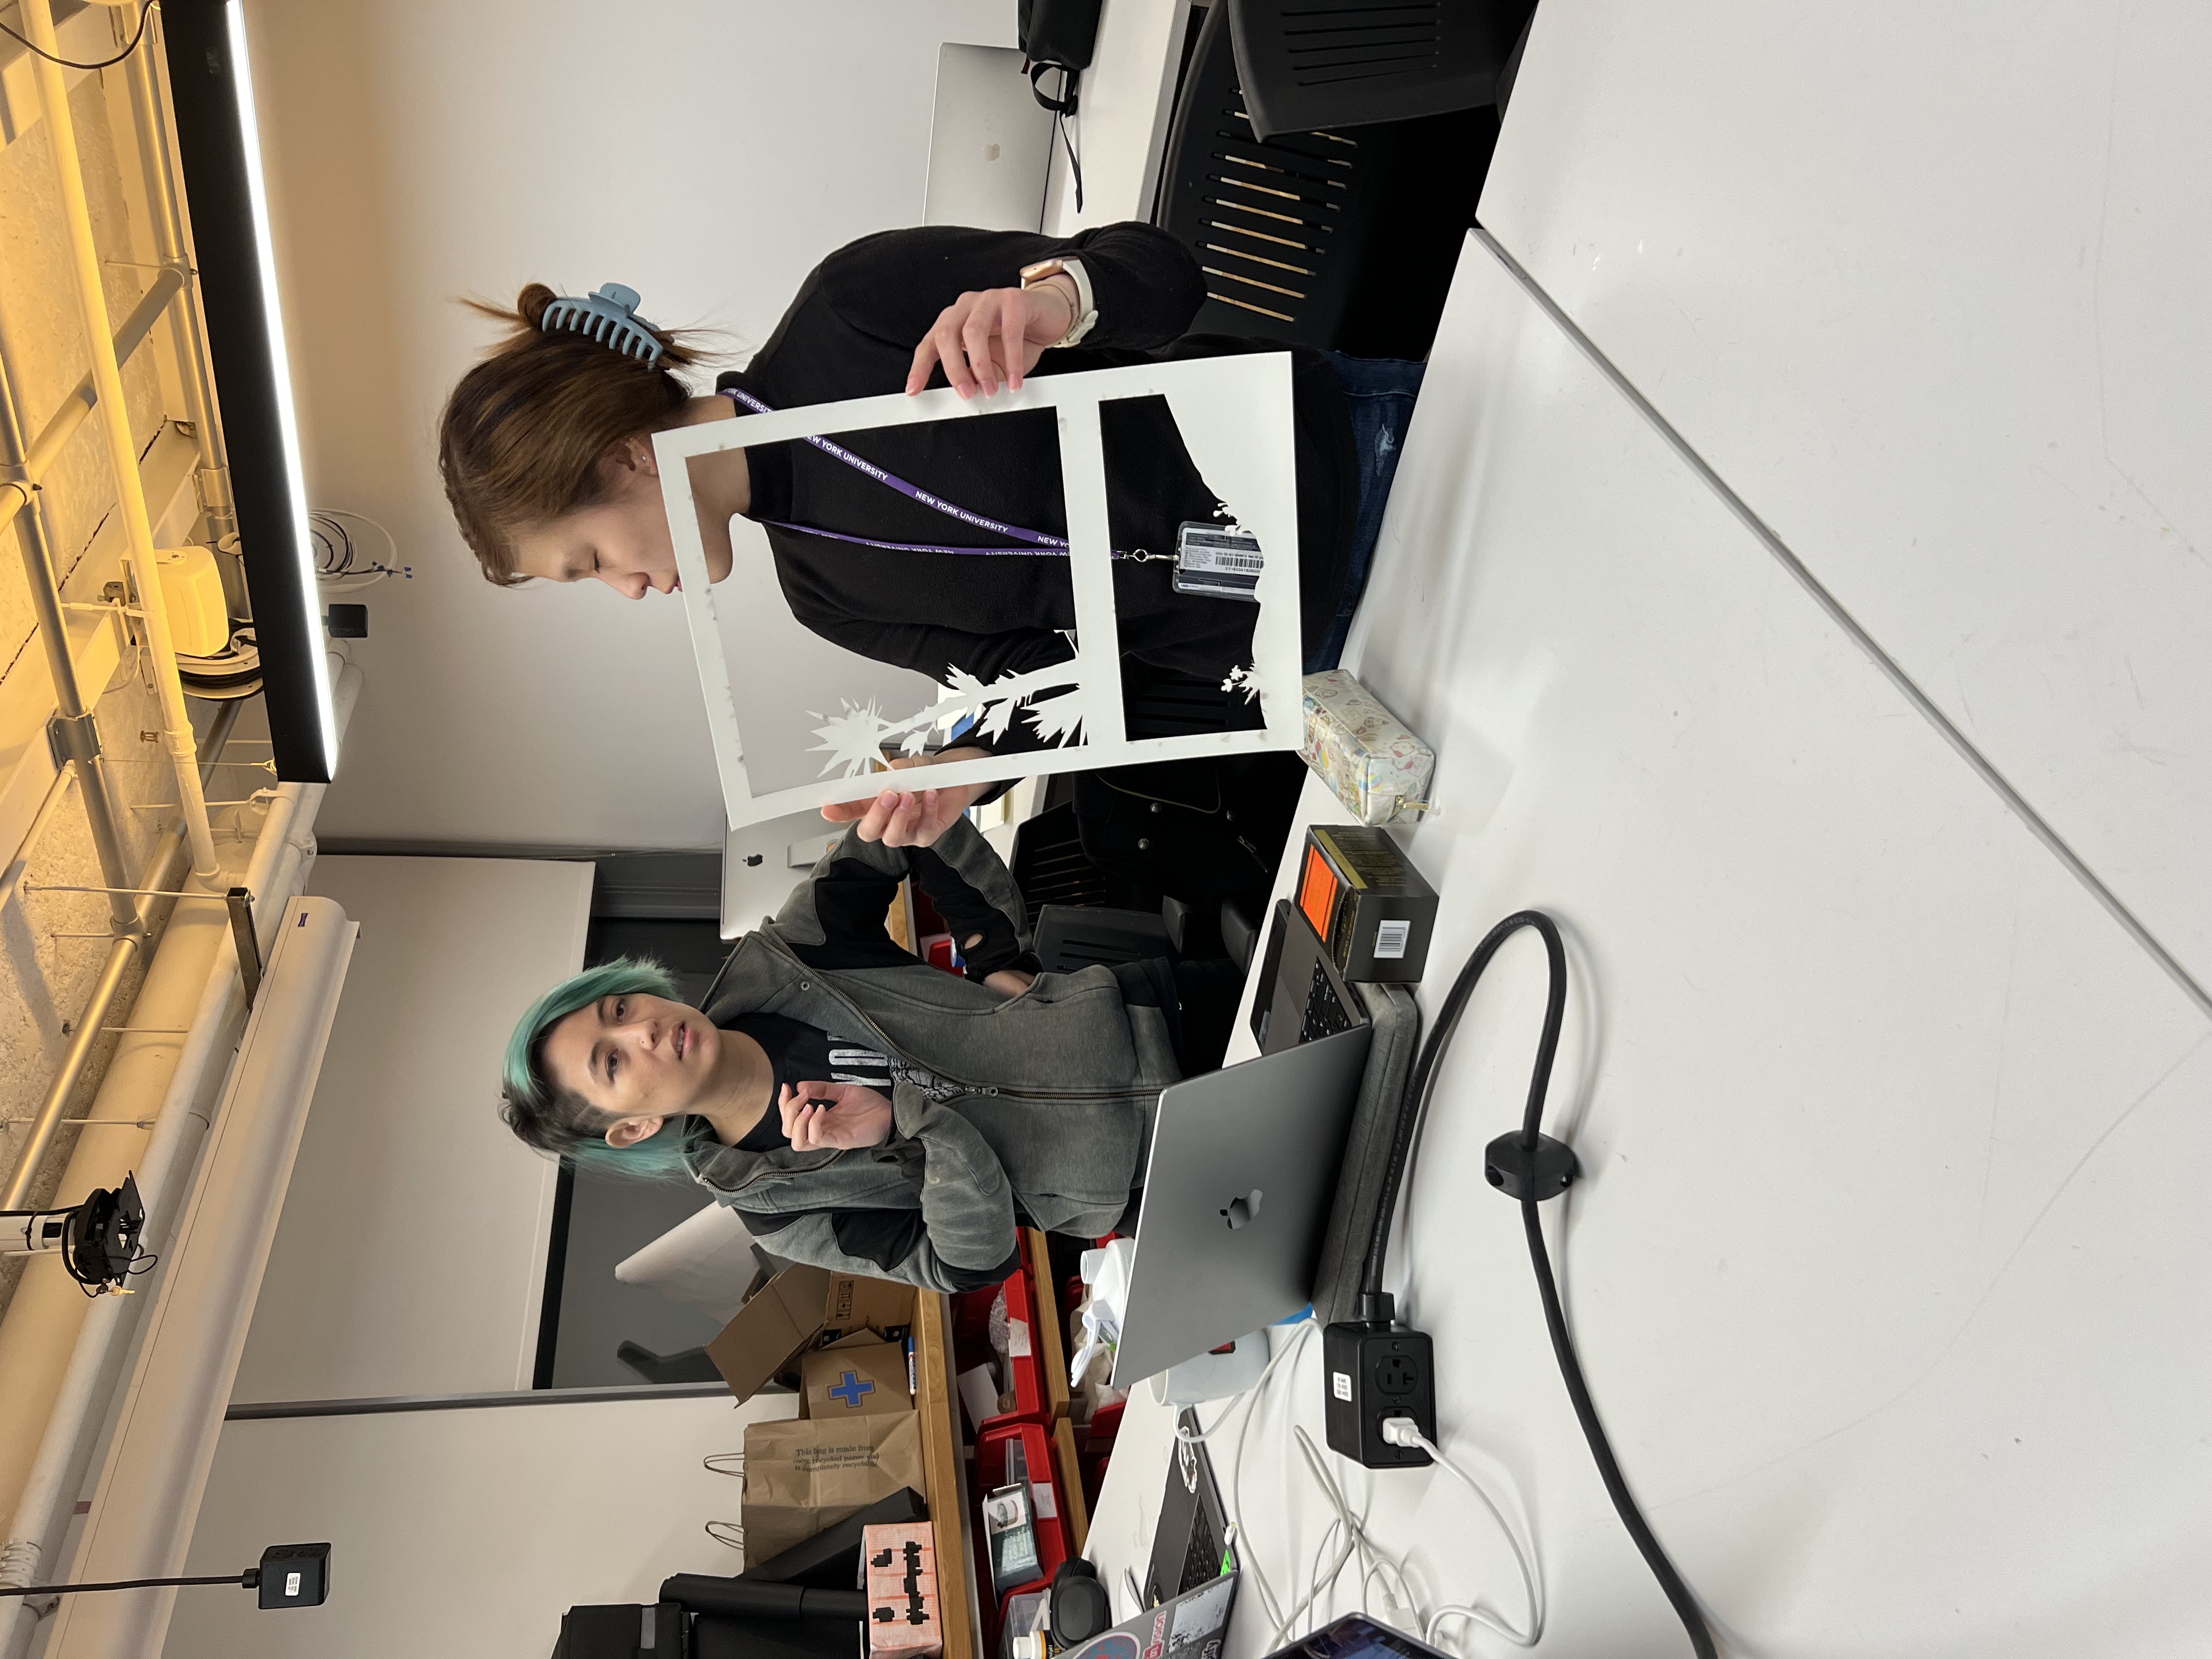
[951,1261,1051,1431]
[972,1420,1074,1650]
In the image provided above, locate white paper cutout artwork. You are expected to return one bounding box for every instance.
[654,354,1304,831]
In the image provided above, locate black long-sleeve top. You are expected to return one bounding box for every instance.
[719,223,1357,752]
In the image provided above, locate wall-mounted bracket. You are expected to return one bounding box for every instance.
[46,710,102,768]
[226,886,261,1006]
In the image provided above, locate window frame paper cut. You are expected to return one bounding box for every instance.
[654,354,1306,830]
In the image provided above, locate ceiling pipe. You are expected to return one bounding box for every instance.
[18,0,218,882]
[0,266,187,537]
[122,3,238,549]
[0,698,241,1215]
[0,662,359,1659]
[0,302,148,949]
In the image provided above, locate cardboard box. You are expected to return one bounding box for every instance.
[802,1336,913,1419]
[707,1265,916,1402]
[742,1410,925,1565]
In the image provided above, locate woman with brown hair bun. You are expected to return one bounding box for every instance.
[437,224,1421,890]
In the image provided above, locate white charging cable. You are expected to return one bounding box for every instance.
[1378,1417,1543,1649]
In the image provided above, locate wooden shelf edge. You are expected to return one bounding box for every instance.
[1022,1230,1090,1550]
[914,1290,980,1659]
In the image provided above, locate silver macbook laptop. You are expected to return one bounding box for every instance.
[1111,1021,1373,1386]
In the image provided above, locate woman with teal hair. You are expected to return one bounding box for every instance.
[498,814,1242,1291]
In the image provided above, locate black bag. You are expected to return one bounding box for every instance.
[1018,0,1102,111]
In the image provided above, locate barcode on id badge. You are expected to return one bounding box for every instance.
[1374,919,1411,960]
[1183,544,1265,573]
[1178,525,1264,577]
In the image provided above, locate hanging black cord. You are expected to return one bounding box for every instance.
[1359,910,1719,1659]
[0,0,155,72]
[1357,909,1567,1311]
[0,1570,251,1598]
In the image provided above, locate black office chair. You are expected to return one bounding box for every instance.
[1152,2,1497,358]
[1032,904,1174,973]
[1009,802,1110,926]
[1226,0,1535,140]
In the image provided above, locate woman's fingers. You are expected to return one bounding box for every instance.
[933,299,981,398]
[908,290,1040,399]
[1002,290,1030,392]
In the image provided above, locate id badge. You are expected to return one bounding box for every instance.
[1172,521,1263,602]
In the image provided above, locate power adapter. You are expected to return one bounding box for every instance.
[1322,1314,1436,1468]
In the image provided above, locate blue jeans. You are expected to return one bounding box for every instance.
[1307,352,1426,673]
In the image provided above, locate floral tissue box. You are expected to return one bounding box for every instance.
[1300,670,1434,825]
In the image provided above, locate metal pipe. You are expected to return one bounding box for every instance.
[122,3,234,545]
[0,700,242,1214]
[0,319,142,946]
[0,267,184,531]
[0,769,75,915]
[0,944,137,1212]
[19,0,218,882]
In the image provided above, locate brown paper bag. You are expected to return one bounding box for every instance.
[742,1410,925,1564]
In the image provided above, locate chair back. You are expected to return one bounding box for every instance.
[1226,0,1531,140]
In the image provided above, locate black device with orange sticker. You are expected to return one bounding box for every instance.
[1295,826,1437,984]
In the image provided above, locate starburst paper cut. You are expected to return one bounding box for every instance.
[810,699,893,778]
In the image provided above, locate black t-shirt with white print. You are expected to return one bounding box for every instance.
[722,1013,893,1152]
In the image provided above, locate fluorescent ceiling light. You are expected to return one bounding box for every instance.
[161,0,338,782]
[223,1,336,776]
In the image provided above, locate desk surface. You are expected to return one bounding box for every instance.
[1087,230,2211,1657]
[1477,0,2212,994]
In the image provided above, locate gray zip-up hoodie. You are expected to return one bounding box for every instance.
[682,816,1181,1290]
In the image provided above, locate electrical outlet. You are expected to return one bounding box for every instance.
[1322,1321,1436,1468]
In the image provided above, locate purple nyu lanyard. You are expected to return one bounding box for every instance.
[721,386,1149,561]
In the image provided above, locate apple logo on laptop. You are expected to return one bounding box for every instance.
[1220,1189,1263,1230]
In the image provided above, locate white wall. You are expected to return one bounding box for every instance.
[229,855,593,1404]
[165,1391,800,1658]
[239,0,1014,849]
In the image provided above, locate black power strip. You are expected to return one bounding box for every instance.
[1321,1321,1435,1468]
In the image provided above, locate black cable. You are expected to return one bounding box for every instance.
[1365,910,1719,1659]
[0,1570,249,1598]
[0,0,154,71]
[1358,909,1564,1311]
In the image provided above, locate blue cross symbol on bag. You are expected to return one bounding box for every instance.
[829,1369,876,1410]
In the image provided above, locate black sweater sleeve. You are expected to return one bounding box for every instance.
[782,820,1039,983]
[817,222,1206,357]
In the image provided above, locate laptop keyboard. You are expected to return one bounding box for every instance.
[1180,1515,1226,1591]
[1299,962,1353,1044]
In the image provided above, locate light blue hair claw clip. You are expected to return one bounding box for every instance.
[539,283,664,367]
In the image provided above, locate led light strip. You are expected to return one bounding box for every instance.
[224,1,336,776]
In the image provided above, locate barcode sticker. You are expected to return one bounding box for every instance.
[1175,523,1264,601]
[1182,543,1264,573]
[1029,1478,1058,1518]
[1374,919,1411,960]
[1008,1318,1031,1358]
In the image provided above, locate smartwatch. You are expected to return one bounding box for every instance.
[1018,256,1098,348]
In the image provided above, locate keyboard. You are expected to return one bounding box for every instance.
[1299,962,1355,1044]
